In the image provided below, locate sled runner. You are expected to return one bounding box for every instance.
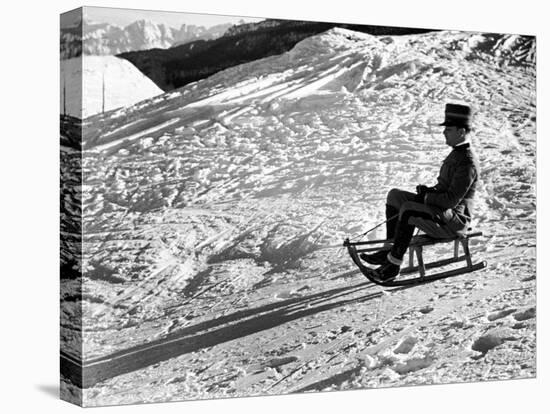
[343,231,486,287]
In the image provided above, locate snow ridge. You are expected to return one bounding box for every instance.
[60,56,164,118]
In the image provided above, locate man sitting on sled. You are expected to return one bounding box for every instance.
[361,103,480,282]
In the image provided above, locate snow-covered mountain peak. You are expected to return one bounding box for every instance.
[289,27,383,58]
[126,19,167,39]
[315,27,381,45]
[61,17,234,59]
[126,19,156,29]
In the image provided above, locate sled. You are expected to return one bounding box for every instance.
[343,231,486,287]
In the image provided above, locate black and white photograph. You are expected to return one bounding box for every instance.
[5,1,549,413]
[58,4,538,408]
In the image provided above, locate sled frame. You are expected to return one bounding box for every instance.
[343,232,486,287]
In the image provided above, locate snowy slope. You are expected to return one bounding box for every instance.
[60,28,536,406]
[60,56,164,118]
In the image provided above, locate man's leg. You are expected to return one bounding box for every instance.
[408,216,457,239]
[388,201,438,265]
[373,202,440,281]
[385,189,417,241]
[361,189,417,265]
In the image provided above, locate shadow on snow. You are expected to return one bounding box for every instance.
[62,281,382,388]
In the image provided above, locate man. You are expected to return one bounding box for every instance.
[360,103,480,281]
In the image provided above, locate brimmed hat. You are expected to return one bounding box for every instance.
[439,103,471,128]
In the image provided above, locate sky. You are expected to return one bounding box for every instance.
[61,6,265,29]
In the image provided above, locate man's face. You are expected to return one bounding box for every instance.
[443,126,466,147]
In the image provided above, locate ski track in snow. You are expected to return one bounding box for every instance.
[60,28,536,405]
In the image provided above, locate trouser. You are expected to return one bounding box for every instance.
[385,188,458,265]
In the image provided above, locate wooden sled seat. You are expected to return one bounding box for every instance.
[402,230,484,278]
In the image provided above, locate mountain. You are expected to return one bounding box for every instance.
[60,56,164,118]
[223,18,296,36]
[172,22,243,47]
[61,28,535,405]
[60,18,85,60]
[60,18,234,59]
[118,19,436,91]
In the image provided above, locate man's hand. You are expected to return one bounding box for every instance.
[414,185,430,204]
[416,185,429,196]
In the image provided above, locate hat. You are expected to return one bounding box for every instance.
[439,103,471,128]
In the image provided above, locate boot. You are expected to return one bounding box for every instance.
[373,260,400,282]
[360,205,399,265]
[360,248,390,265]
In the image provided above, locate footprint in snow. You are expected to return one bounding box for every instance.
[486,308,517,321]
[393,336,417,354]
[471,328,518,355]
[264,356,299,369]
[393,354,434,375]
[512,307,536,322]
[418,305,434,314]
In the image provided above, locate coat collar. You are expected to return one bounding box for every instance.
[453,142,470,150]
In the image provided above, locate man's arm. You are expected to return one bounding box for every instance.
[415,184,439,203]
[416,184,438,195]
[425,162,476,209]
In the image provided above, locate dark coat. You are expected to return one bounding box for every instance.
[425,143,480,232]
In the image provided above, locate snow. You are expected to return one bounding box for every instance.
[60,56,164,118]
[60,28,536,406]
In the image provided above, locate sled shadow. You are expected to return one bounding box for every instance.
[63,281,381,388]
